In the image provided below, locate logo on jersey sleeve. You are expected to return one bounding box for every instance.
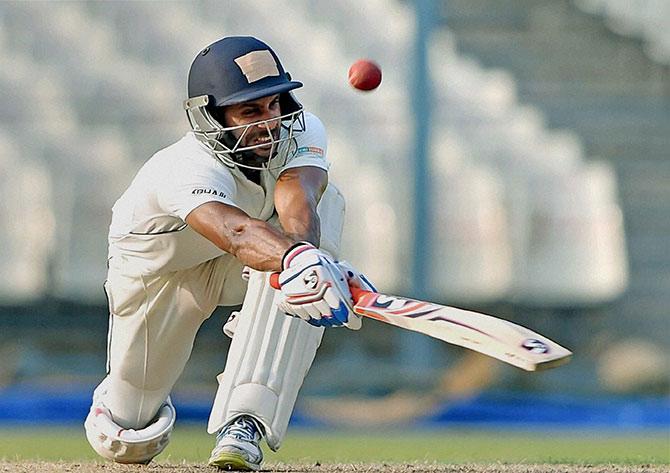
[192,188,228,198]
[294,146,324,158]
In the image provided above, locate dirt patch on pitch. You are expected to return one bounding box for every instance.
[1,462,667,473]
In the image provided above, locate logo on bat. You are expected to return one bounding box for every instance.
[522,338,549,354]
[372,295,409,311]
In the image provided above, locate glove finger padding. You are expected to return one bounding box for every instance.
[334,261,377,330]
[313,298,332,318]
[280,300,311,322]
[303,302,323,319]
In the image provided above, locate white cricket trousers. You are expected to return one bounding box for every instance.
[102,253,247,429]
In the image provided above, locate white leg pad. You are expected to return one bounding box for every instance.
[207,184,345,450]
[84,379,176,464]
[207,270,324,450]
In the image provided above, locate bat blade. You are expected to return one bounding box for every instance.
[352,290,572,371]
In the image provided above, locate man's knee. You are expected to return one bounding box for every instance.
[84,379,176,464]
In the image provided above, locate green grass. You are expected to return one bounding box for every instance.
[0,426,668,465]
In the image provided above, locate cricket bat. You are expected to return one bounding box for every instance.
[270,273,572,371]
[349,286,572,371]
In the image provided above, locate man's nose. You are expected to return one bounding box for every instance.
[259,113,280,129]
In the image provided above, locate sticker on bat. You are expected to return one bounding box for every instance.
[371,295,407,310]
[522,338,550,354]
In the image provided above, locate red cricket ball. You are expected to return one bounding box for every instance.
[348,59,382,91]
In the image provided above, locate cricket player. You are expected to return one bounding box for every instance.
[84,36,373,470]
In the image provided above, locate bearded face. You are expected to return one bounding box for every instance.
[219,94,281,160]
[186,92,305,170]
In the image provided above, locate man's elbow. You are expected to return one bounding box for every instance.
[223,219,253,255]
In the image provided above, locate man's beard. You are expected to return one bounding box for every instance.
[237,129,280,166]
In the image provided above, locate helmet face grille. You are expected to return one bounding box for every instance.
[184,97,306,170]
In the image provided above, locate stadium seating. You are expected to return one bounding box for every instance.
[574,0,670,64]
[0,131,55,301]
[0,0,628,305]
[511,161,629,303]
[429,152,513,301]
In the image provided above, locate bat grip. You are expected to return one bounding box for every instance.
[269,272,281,290]
[349,286,372,304]
[269,272,372,304]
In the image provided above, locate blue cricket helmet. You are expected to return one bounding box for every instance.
[187,36,303,113]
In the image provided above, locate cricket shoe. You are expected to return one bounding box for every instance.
[208,415,263,471]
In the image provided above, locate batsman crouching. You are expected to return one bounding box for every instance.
[84,36,374,470]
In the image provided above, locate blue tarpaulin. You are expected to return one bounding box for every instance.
[0,386,668,430]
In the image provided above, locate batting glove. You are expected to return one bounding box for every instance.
[277,242,359,329]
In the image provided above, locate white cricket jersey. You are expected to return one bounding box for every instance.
[108,112,329,276]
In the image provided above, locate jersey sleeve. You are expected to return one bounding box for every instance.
[157,156,239,221]
[282,112,330,172]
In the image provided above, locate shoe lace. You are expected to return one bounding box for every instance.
[219,416,261,443]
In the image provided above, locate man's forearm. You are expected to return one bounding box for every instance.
[274,166,327,248]
[186,202,293,272]
[279,207,321,247]
[229,218,295,271]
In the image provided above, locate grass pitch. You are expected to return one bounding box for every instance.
[1,463,669,473]
[0,425,668,469]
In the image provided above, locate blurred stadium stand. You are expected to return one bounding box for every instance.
[0,0,668,425]
[574,0,670,64]
[439,0,669,378]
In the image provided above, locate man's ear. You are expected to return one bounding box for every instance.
[208,106,227,126]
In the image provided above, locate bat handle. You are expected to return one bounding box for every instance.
[349,286,374,304]
[269,272,373,304]
[269,272,281,290]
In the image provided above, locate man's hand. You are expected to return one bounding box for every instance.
[277,242,359,329]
